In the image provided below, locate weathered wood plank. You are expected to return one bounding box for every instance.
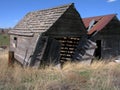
[9,32,34,36]
[8,51,14,66]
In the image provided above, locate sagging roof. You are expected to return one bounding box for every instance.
[9,3,86,36]
[82,14,117,34]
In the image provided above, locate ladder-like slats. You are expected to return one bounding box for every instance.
[56,37,80,63]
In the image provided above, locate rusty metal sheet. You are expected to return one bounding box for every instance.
[82,14,116,35]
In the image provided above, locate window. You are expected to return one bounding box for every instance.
[13,37,17,48]
[14,37,17,40]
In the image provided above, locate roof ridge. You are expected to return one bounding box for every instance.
[83,14,117,19]
[29,3,74,13]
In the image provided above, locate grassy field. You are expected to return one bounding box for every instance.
[0,51,120,90]
[0,34,9,46]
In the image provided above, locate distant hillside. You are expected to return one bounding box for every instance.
[0,28,11,34]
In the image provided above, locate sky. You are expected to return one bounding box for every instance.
[0,0,119,28]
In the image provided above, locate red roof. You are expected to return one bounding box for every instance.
[82,14,116,34]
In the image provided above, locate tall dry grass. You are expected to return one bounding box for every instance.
[0,51,120,90]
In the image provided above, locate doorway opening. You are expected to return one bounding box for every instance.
[94,40,101,59]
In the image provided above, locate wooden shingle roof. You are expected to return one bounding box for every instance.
[9,3,75,34]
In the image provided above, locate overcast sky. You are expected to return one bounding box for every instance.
[0,0,119,28]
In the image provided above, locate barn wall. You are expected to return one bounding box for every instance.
[45,5,86,37]
[38,38,61,66]
[94,34,120,59]
[10,35,33,64]
[9,35,15,51]
[101,37,120,59]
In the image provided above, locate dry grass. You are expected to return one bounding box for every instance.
[0,51,120,90]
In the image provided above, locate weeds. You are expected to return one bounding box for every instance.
[0,51,120,90]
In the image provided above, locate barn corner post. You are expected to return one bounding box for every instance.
[8,35,15,67]
[8,51,15,66]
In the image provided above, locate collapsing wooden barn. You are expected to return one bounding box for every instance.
[82,14,120,59]
[8,3,92,67]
